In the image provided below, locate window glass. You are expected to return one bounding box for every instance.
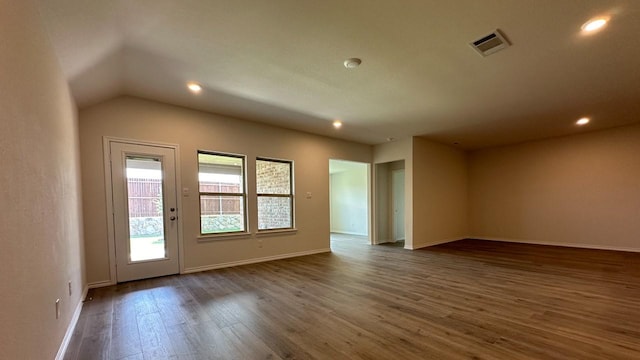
[198,152,246,234]
[257,159,293,230]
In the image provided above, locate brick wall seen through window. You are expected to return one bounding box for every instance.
[257,158,293,230]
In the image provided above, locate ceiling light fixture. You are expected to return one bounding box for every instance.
[582,18,608,33]
[343,58,362,69]
[187,82,202,93]
[333,120,343,129]
[576,117,590,126]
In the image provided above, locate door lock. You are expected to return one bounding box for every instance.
[170,216,176,221]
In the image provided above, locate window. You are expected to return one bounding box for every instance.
[256,158,293,230]
[198,151,246,234]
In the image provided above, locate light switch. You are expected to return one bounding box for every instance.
[183,187,190,197]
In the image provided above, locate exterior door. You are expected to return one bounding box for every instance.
[392,169,405,241]
[110,141,179,282]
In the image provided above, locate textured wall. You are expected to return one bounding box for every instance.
[469,124,640,251]
[412,137,468,248]
[0,1,85,358]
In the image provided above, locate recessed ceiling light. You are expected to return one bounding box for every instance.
[582,18,608,33]
[333,120,343,129]
[343,58,362,69]
[576,117,590,126]
[187,82,202,93]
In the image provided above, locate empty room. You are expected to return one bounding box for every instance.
[2,1,639,359]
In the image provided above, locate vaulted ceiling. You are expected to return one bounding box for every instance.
[37,0,640,148]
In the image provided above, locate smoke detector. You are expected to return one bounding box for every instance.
[470,30,510,57]
[344,58,362,68]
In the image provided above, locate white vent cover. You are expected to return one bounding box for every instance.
[470,30,510,57]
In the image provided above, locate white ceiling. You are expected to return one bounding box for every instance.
[37,0,640,149]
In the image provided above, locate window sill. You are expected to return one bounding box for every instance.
[256,228,298,237]
[197,231,252,242]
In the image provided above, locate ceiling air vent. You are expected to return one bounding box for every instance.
[470,29,510,57]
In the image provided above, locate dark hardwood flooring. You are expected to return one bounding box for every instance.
[65,235,640,359]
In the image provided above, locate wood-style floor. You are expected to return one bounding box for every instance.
[65,235,640,359]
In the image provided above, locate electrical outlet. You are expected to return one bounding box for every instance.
[55,299,60,319]
[258,239,263,248]
[68,281,72,296]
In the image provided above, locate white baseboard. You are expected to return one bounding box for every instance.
[410,237,467,250]
[183,248,332,274]
[331,230,368,237]
[376,239,396,245]
[87,279,116,289]
[55,286,89,360]
[472,236,640,253]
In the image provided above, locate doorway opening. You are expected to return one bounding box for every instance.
[329,159,371,246]
[374,160,405,246]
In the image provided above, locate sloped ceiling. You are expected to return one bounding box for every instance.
[37,0,640,148]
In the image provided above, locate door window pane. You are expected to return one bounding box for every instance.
[126,157,166,261]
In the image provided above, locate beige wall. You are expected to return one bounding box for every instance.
[330,168,368,236]
[0,1,85,358]
[79,96,372,284]
[412,137,468,248]
[469,124,640,252]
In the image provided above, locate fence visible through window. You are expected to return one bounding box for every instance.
[198,151,247,234]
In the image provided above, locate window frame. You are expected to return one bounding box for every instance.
[256,157,294,231]
[197,150,248,236]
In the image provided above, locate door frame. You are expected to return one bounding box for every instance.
[328,159,373,245]
[103,136,184,284]
[391,168,405,241]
